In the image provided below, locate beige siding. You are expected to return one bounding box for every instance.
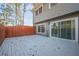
[33,3,79,23]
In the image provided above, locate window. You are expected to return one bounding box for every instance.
[35,6,42,16]
[35,10,38,16]
[39,7,42,14]
[37,24,46,33]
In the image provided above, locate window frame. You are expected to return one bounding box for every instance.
[39,6,42,14]
[36,23,46,34]
[34,4,43,16]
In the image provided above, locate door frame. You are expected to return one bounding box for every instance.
[50,17,78,41]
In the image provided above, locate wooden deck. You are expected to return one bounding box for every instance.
[0,35,79,56]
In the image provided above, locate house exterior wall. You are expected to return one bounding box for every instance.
[33,3,79,23]
[35,14,79,36]
[33,3,79,42]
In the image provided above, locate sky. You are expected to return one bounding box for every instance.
[24,4,33,26]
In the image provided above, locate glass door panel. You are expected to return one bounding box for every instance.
[71,20,75,40]
[51,22,60,37]
[61,21,71,39]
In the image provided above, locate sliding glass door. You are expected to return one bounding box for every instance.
[51,19,75,40]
